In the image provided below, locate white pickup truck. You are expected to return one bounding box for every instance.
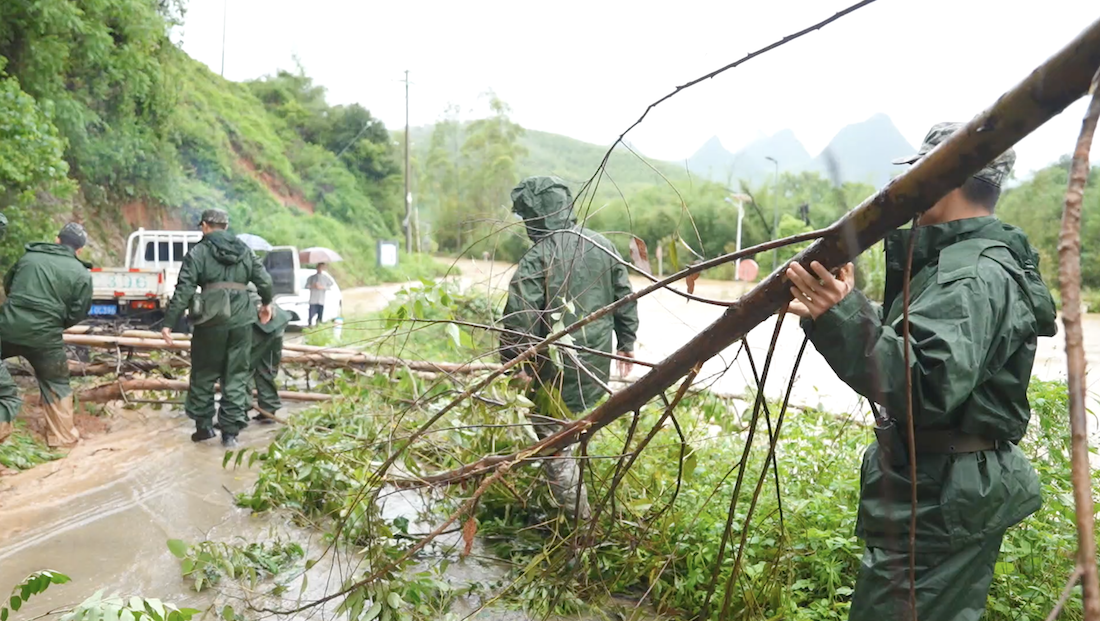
[86,229,341,330]
[87,229,201,330]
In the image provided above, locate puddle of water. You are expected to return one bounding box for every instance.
[0,407,284,613]
[0,404,659,621]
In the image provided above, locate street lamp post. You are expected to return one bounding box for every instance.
[765,156,780,271]
[725,193,752,280]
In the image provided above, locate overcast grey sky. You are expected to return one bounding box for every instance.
[178,0,1098,177]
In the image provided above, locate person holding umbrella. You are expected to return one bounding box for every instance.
[305,263,335,326]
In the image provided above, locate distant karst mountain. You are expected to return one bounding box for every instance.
[809,113,917,186]
[686,114,916,187]
[687,130,812,186]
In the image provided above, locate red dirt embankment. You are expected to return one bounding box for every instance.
[235,156,315,214]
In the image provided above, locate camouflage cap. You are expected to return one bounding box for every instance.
[200,208,230,226]
[58,222,87,250]
[892,122,1015,188]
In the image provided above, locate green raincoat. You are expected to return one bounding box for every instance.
[0,243,93,347]
[0,243,93,404]
[250,289,290,414]
[165,230,274,435]
[500,176,639,414]
[803,216,1057,620]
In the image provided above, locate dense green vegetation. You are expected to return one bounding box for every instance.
[207,287,1089,620]
[0,0,442,285]
[999,159,1100,300]
[0,422,60,470]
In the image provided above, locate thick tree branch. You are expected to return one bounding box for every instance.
[1056,67,1100,621]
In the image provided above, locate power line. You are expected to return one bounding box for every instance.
[579,0,881,213]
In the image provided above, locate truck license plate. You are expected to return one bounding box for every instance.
[89,303,118,316]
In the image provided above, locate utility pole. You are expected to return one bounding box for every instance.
[403,70,412,253]
[726,193,751,280]
[220,0,227,77]
[765,156,779,271]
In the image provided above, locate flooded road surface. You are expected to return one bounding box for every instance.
[0,407,307,614]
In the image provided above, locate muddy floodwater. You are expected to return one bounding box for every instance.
[0,257,1095,619]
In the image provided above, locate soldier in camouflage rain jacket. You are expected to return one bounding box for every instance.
[500,175,639,520]
[787,123,1057,621]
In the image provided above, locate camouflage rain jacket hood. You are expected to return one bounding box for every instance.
[804,215,1055,554]
[500,176,639,413]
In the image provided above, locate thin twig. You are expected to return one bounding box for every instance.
[719,333,809,618]
[580,0,882,205]
[1046,566,1084,621]
[701,313,785,618]
[902,217,919,620]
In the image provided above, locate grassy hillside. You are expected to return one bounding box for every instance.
[0,1,441,286]
[518,130,689,195]
[408,124,690,200]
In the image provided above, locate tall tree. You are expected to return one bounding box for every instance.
[459,94,526,257]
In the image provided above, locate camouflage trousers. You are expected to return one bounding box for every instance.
[188,325,252,435]
[849,533,1004,621]
[529,413,591,521]
[1,340,76,446]
[250,327,283,414]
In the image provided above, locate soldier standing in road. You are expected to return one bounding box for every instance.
[0,214,27,448]
[500,176,639,521]
[248,285,290,423]
[786,123,1056,620]
[0,222,92,448]
[162,209,274,448]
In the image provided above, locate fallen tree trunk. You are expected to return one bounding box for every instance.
[402,18,1100,485]
[63,334,502,374]
[122,330,189,340]
[77,378,332,403]
[65,334,193,352]
[278,347,501,374]
[69,358,190,376]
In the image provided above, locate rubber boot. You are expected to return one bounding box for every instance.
[221,433,239,448]
[191,427,216,442]
[43,396,80,448]
[544,444,592,522]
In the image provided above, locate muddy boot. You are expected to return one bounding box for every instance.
[221,433,239,448]
[191,427,216,442]
[43,396,80,448]
[544,444,592,522]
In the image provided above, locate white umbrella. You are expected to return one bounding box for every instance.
[237,233,273,252]
[299,247,343,264]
